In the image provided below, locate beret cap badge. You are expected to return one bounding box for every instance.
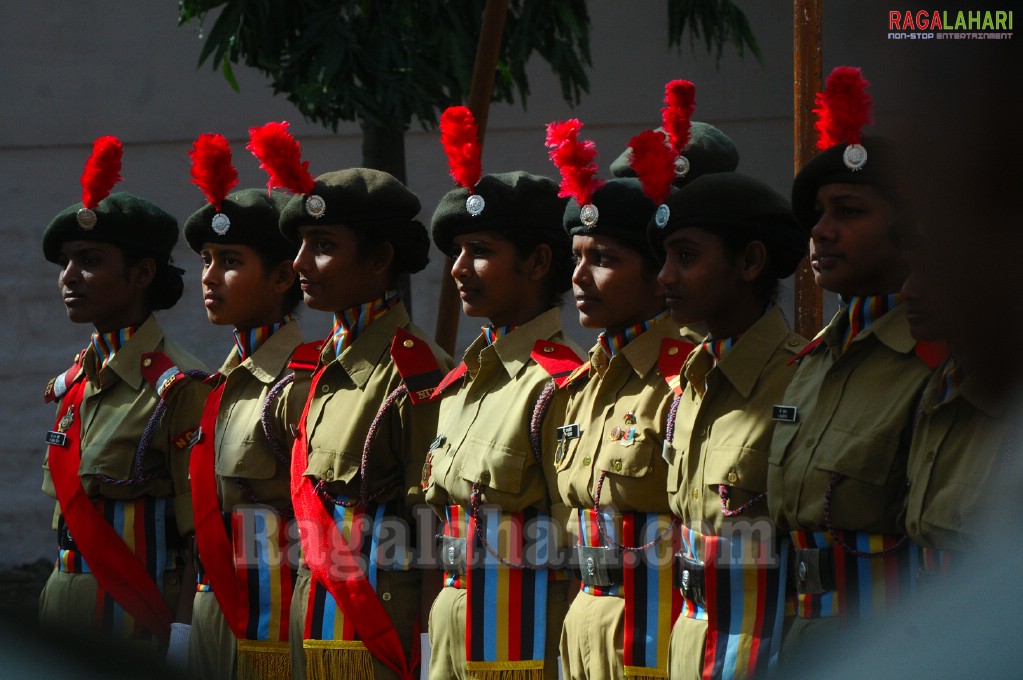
[210,212,231,235]
[76,208,98,230]
[655,204,671,229]
[842,143,868,171]
[465,193,485,217]
[579,203,599,228]
[304,194,326,218]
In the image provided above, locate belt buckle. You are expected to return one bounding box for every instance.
[673,551,706,606]
[792,547,834,595]
[438,535,467,574]
[576,545,615,587]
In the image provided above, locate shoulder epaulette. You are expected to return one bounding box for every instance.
[531,340,585,388]
[430,363,468,401]
[288,341,322,372]
[914,340,948,370]
[391,327,444,404]
[659,338,697,396]
[44,349,87,403]
[788,336,824,366]
[141,352,191,401]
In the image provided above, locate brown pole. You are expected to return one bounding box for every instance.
[434,0,510,356]
[793,0,823,338]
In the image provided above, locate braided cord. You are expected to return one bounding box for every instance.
[824,472,908,558]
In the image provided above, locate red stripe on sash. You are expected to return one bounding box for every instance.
[47,379,173,643]
[291,365,416,680]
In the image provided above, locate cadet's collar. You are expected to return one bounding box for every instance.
[91,324,137,371]
[482,323,517,346]
[88,315,162,389]
[822,297,915,356]
[337,301,409,389]
[710,306,793,398]
[597,310,671,359]
[838,293,901,353]
[222,320,303,384]
[330,291,398,359]
[234,314,293,362]
[466,306,563,379]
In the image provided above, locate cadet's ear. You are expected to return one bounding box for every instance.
[739,240,767,283]
[526,243,553,283]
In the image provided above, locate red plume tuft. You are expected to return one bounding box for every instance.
[628,130,676,205]
[246,121,315,195]
[80,136,123,209]
[661,80,696,156]
[188,133,238,212]
[545,119,605,205]
[440,106,483,191]
[813,66,873,151]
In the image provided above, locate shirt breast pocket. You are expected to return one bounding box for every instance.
[768,421,801,468]
[705,444,769,494]
[80,442,134,480]
[460,437,528,495]
[813,426,902,487]
[215,438,278,480]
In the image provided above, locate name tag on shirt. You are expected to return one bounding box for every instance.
[557,424,581,441]
[772,405,798,423]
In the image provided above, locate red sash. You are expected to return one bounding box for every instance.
[47,378,174,643]
[190,383,250,639]
[291,365,417,680]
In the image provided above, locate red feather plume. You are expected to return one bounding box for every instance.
[246,121,315,195]
[80,136,123,209]
[813,66,873,151]
[628,130,676,205]
[189,133,238,212]
[661,80,696,156]
[440,106,483,191]
[545,119,605,205]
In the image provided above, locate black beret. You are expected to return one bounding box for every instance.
[43,192,178,264]
[650,172,806,279]
[431,171,568,255]
[563,178,661,256]
[279,168,422,240]
[184,188,295,259]
[791,135,900,232]
[610,121,740,186]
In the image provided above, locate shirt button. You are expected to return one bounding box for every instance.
[788,338,801,347]
[320,384,331,393]
[829,372,841,382]
[612,460,623,472]
[668,346,679,356]
[582,456,592,466]
[381,592,392,602]
[727,471,738,483]
[324,469,334,481]
[236,461,246,471]
[804,438,815,448]
[691,489,699,500]
[699,427,708,438]
[925,450,935,462]
[908,521,918,534]
[479,470,491,484]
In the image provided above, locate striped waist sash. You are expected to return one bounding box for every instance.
[577,509,679,678]
[465,505,550,676]
[677,525,788,680]
[788,530,919,623]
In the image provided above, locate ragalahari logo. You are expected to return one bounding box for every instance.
[888,9,1013,40]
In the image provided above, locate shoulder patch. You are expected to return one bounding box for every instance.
[788,336,824,366]
[140,352,189,401]
[658,338,696,396]
[914,340,949,370]
[44,350,87,403]
[530,340,585,388]
[391,327,444,404]
[288,341,322,372]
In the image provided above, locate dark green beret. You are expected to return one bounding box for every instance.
[610,121,740,186]
[791,135,900,232]
[184,188,295,259]
[563,178,661,256]
[650,172,806,279]
[430,171,568,255]
[279,168,422,241]
[43,192,178,264]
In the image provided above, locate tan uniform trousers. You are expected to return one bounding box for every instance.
[289,567,420,680]
[667,615,706,680]
[558,590,624,680]
[188,589,237,680]
[429,580,569,680]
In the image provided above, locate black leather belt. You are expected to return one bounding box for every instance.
[790,547,836,595]
[673,552,706,606]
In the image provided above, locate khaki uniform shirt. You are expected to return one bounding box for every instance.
[767,303,936,534]
[905,360,1007,551]
[42,315,209,536]
[290,301,450,513]
[206,320,306,514]
[668,306,806,531]
[425,307,581,513]
[554,317,689,546]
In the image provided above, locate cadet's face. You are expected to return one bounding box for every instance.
[571,234,664,332]
[809,183,908,297]
[200,243,294,328]
[449,231,536,326]
[657,227,744,327]
[293,224,384,313]
[57,240,148,332]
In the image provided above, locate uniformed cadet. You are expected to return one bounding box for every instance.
[893,224,1008,558]
[766,67,946,664]
[179,133,308,679]
[423,106,582,680]
[550,82,742,680]
[651,172,807,679]
[249,121,452,680]
[38,136,209,652]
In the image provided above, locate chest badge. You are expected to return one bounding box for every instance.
[772,405,798,423]
[46,405,75,447]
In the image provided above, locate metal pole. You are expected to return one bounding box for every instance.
[793,0,823,338]
[434,0,510,356]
